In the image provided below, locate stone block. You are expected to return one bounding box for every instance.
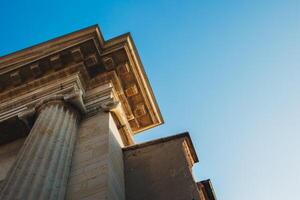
[66,112,125,200]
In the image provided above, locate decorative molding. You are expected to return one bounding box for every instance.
[17,108,35,130]
[30,63,42,78]
[0,73,85,122]
[117,63,130,74]
[84,54,98,68]
[102,57,115,70]
[10,71,22,86]
[0,72,134,145]
[0,25,163,136]
[125,84,138,97]
[33,90,86,115]
[50,55,63,70]
[71,48,83,62]
[64,89,86,113]
[134,104,147,118]
[100,100,120,112]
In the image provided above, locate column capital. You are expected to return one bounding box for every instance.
[18,90,86,124]
[17,108,35,128]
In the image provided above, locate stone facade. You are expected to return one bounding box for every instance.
[0,25,216,199]
[66,111,125,200]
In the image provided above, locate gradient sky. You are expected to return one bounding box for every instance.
[1,0,299,199]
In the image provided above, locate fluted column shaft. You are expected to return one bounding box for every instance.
[0,100,80,200]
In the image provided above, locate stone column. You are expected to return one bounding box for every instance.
[0,97,81,200]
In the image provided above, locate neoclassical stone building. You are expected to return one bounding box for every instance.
[0,25,216,200]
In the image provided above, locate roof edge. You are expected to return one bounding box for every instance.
[0,25,102,63]
[123,132,199,163]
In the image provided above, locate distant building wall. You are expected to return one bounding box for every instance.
[123,134,201,200]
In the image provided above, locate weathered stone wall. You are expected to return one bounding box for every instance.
[0,137,25,182]
[123,136,201,200]
[66,111,125,200]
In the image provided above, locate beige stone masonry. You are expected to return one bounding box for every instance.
[66,111,125,200]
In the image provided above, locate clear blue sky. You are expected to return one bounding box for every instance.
[1,0,299,199]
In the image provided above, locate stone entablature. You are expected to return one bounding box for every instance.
[0,25,163,145]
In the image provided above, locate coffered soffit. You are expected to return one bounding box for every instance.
[0,25,163,134]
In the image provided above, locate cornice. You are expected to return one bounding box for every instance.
[0,25,104,70]
[0,25,163,135]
